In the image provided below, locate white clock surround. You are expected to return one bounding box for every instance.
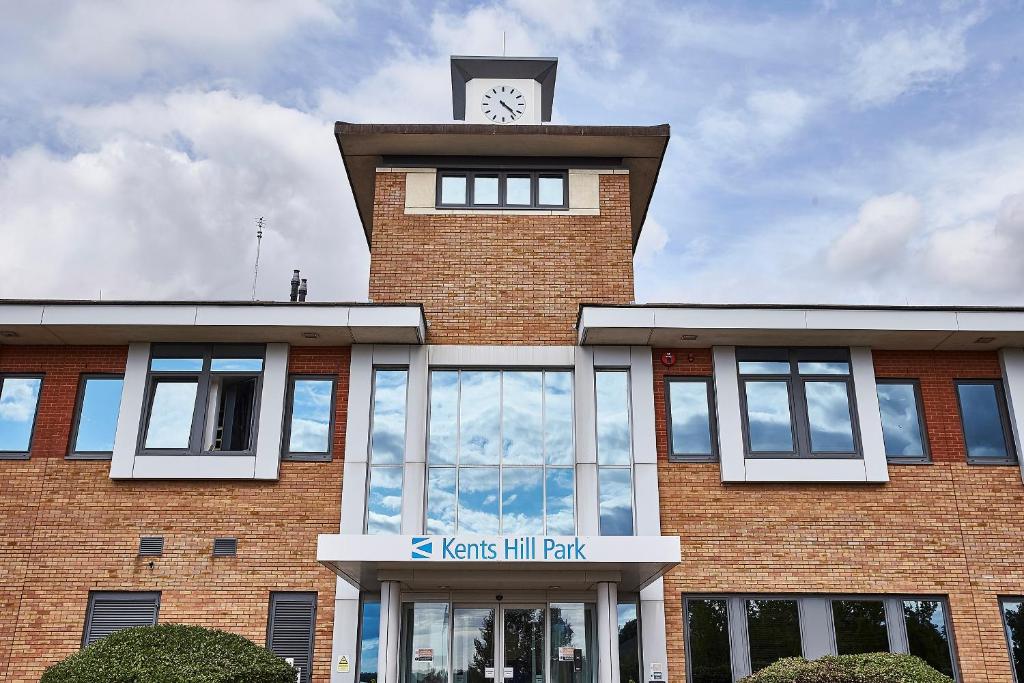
[464,77,543,124]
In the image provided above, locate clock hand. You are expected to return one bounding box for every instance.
[500,100,515,114]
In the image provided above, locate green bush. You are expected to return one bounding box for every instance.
[741,652,954,683]
[41,624,298,683]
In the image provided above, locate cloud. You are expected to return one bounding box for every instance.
[827,193,922,274]
[0,89,368,301]
[635,219,669,267]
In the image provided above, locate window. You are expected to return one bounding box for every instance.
[367,369,408,534]
[82,591,159,646]
[68,375,124,458]
[596,370,633,536]
[667,377,717,461]
[737,349,859,459]
[955,380,1017,463]
[267,592,317,683]
[617,601,641,683]
[436,171,568,209]
[140,344,264,455]
[283,376,336,461]
[358,597,381,683]
[426,369,575,535]
[0,374,43,457]
[684,595,958,681]
[1001,598,1024,683]
[876,380,929,463]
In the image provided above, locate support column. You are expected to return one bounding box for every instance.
[596,582,621,683]
[378,581,402,683]
[330,580,362,683]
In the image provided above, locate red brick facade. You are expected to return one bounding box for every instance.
[0,345,349,682]
[653,348,1024,683]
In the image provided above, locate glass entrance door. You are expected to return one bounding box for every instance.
[453,607,495,683]
[502,608,545,683]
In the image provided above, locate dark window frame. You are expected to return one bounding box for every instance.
[137,343,265,457]
[0,373,44,460]
[435,170,569,209]
[665,376,719,463]
[736,348,862,460]
[954,379,1018,465]
[281,374,337,462]
[82,590,160,647]
[1000,596,1024,683]
[267,591,317,683]
[876,378,931,465]
[67,373,125,460]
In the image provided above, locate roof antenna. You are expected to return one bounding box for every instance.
[252,217,264,301]
[502,31,506,57]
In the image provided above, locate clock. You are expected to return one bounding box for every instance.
[481,85,526,123]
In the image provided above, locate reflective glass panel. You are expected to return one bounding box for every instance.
[877,383,926,458]
[746,599,802,674]
[402,603,450,683]
[458,466,500,534]
[805,381,855,452]
[503,371,543,465]
[506,176,531,205]
[371,369,408,464]
[904,600,955,678]
[538,176,565,205]
[460,371,501,465]
[797,362,849,375]
[668,380,713,456]
[744,381,794,452]
[73,377,123,453]
[738,361,790,374]
[832,600,888,655]
[502,467,544,534]
[288,379,333,453]
[546,468,575,535]
[144,380,198,449]
[686,599,733,683]
[426,467,456,534]
[150,357,203,372]
[428,371,458,465]
[958,383,1010,459]
[617,603,641,683]
[366,466,402,534]
[544,371,574,465]
[504,608,544,683]
[599,468,633,536]
[210,358,263,372]
[596,371,631,466]
[441,176,467,204]
[453,607,494,683]
[474,175,500,205]
[550,603,596,683]
[357,599,380,683]
[0,377,42,452]
[1002,600,1024,683]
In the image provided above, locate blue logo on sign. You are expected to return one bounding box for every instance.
[411,537,432,559]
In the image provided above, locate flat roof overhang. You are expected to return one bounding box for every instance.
[317,534,681,592]
[0,300,426,346]
[578,303,1024,351]
[335,122,670,251]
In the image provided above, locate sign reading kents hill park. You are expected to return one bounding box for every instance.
[413,536,587,561]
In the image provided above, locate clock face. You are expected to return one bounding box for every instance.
[482,85,526,123]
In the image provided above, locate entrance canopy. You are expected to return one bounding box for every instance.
[317,534,681,592]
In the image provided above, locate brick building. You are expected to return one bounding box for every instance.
[2,55,1024,683]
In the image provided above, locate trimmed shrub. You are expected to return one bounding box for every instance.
[40,624,298,683]
[741,652,954,683]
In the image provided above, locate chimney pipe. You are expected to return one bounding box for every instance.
[289,269,300,302]
[298,278,308,302]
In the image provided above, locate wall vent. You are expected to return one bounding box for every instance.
[138,536,164,557]
[213,537,238,557]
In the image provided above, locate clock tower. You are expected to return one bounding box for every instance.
[451,55,557,124]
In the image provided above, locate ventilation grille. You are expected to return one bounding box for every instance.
[268,593,317,683]
[138,536,164,557]
[213,537,237,557]
[85,593,160,645]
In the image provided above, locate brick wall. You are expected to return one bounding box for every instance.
[368,172,634,345]
[653,348,1024,683]
[0,345,349,682]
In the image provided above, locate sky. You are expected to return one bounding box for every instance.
[1,0,1023,306]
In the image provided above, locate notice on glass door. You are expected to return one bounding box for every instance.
[415,648,433,662]
[558,647,575,661]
